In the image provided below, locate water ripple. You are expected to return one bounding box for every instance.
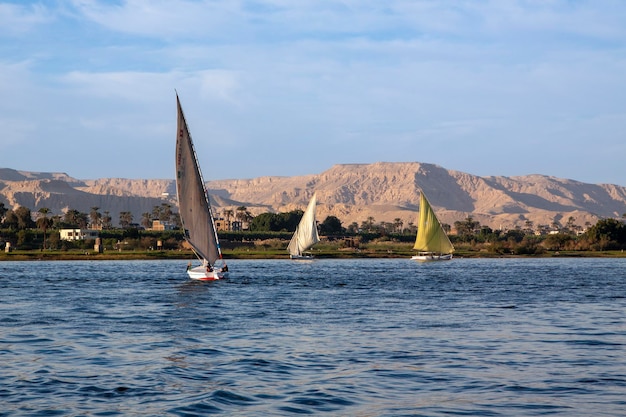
[1,258,625,416]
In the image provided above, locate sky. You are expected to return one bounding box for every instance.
[1,1,625,185]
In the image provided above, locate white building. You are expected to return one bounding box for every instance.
[60,229,99,241]
[150,220,177,231]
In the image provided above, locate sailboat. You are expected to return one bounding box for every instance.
[411,192,454,262]
[175,94,229,280]
[287,193,320,259]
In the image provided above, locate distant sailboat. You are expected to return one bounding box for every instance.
[287,193,320,259]
[412,192,454,262]
[175,94,229,280]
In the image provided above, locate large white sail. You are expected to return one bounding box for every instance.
[175,95,221,266]
[287,193,320,257]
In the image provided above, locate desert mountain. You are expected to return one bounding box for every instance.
[1,163,625,231]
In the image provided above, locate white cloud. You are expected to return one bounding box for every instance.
[0,2,51,36]
[0,0,625,183]
[69,0,242,38]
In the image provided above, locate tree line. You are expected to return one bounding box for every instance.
[1,201,625,253]
[0,203,180,230]
[447,215,626,254]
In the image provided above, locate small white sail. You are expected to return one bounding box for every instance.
[287,193,320,258]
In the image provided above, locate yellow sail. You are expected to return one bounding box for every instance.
[413,193,455,254]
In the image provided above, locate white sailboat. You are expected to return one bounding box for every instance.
[287,193,320,259]
[411,192,454,262]
[175,94,229,280]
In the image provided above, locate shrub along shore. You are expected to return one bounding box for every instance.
[2,245,625,261]
[2,218,626,261]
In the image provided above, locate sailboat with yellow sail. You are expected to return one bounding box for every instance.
[411,192,454,262]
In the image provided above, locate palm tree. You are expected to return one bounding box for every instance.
[141,212,152,229]
[102,211,113,229]
[242,210,254,230]
[361,216,375,233]
[64,209,88,229]
[524,219,534,235]
[377,221,387,233]
[0,202,7,223]
[152,205,161,220]
[119,211,133,229]
[393,218,403,233]
[159,203,172,221]
[90,206,102,229]
[36,208,52,250]
[236,206,247,228]
[223,209,234,231]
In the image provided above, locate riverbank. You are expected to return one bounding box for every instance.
[2,247,625,261]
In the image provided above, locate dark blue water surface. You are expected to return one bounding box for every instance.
[1,258,625,416]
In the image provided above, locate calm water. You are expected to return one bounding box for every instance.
[1,258,625,416]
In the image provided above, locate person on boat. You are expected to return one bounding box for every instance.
[222,264,228,272]
[206,265,213,272]
[187,261,192,271]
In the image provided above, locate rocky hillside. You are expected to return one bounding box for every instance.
[1,163,625,230]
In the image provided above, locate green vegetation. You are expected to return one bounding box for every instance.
[1,202,626,260]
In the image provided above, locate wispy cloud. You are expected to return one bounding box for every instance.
[0,0,625,184]
[0,2,51,36]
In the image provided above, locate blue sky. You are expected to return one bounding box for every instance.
[1,0,625,185]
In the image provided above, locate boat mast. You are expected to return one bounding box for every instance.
[176,94,224,265]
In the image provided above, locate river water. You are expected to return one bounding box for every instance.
[1,258,625,416]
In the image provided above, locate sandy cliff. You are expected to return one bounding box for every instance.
[1,163,625,230]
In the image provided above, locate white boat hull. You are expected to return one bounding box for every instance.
[290,254,315,260]
[411,253,453,262]
[187,265,228,281]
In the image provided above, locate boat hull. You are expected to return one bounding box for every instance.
[187,265,228,280]
[411,253,453,262]
[290,254,315,260]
